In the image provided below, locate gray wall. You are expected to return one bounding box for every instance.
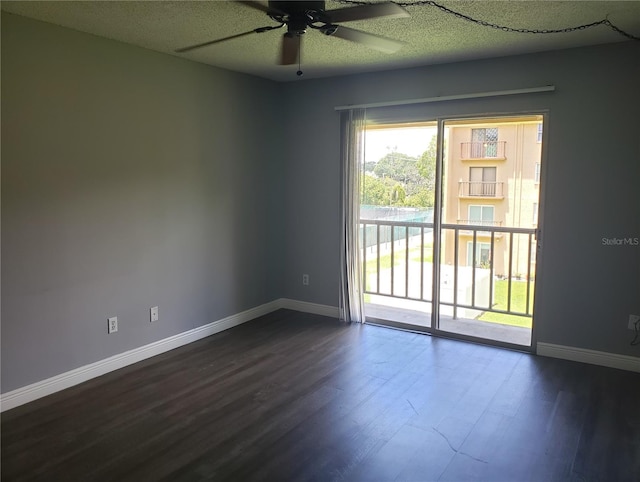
[1,14,285,392]
[2,12,639,394]
[281,42,640,357]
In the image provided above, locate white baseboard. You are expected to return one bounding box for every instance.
[1,300,285,412]
[8,302,637,412]
[279,299,341,318]
[0,298,341,412]
[537,342,640,373]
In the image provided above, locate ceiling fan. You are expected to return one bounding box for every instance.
[175,1,410,68]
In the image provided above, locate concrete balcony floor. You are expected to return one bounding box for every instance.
[365,300,532,347]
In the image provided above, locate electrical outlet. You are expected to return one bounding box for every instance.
[302,274,309,286]
[628,314,640,330]
[150,306,159,322]
[108,316,118,334]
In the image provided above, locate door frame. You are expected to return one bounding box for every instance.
[428,112,548,353]
[362,111,549,354]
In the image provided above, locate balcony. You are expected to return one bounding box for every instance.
[359,218,536,346]
[458,181,504,198]
[456,219,503,237]
[460,141,506,160]
[456,220,503,227]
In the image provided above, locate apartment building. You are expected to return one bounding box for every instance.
[442,117,542,279]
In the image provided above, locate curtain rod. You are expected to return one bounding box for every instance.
[334,86,555,111]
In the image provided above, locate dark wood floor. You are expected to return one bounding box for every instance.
[3,309,640,481]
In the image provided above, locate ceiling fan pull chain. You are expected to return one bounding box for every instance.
[297,35,303,77]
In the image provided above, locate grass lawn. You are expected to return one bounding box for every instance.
[478,279,534,328]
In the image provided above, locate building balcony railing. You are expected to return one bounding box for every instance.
[460,141,506,159]
[456,219,503,237]
[456,219,503,227]
[458,181,504,198]
[359,219,536,320]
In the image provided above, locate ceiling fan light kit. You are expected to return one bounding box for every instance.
[175,1,410,74]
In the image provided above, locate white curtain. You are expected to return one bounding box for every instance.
[339,108,366,323]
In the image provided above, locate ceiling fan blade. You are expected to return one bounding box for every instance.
[175,25,282,53]
[329,25,404,54]
[176,30,257,53]
[280,33,300,65]
[237,1,287,17]
[323,2,409,23]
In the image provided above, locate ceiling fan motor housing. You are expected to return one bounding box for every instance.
[269,1,326,15]
[175,1,410,65]
[270,1,327,35]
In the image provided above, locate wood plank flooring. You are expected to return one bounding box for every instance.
[2,309,640,481]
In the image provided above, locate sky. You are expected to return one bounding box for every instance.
[364,126,438,163]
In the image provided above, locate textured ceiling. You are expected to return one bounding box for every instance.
[2,1,640,82]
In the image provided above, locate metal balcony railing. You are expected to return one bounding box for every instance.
[360,219,535,319]
[458,181,504,197]
[461,141,506,159]
[456,219,503,227]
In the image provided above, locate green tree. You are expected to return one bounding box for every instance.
[364,141,441,208]
[361,174,388,205]
[403,187,434,208]
[363,161,377,173]
[373,151,420,186]
[390,183,406,205]
[417,135,437,192]
[362,174,410,207]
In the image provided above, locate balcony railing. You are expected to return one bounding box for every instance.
[458,181,504,197]
[456,219,503,227]
[461,141,506,159]
[456,219,503,237]
[360,219,536,320]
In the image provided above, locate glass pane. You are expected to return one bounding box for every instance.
[440,115,542,348]
[469,167,482,181]
[469,205,481,221]
[481,206,494,223]
[479,244,491,264]
[360,122,437,328]
[483,167,496,182]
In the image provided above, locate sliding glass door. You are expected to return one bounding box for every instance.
[360,122,437,330]
[359,114,544,350]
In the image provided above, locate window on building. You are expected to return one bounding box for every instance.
[532,202,538,227]
[537,123,543,143]
[471,127,499,157]
[534,162,541,183]
[467,242,492,268]
[469,166,497,196]
[468,205,495,226]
